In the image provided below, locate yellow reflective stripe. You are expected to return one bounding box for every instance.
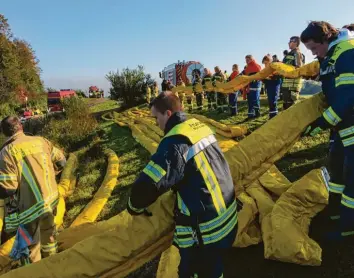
[142,161,166,183]
[194,152,226,215]
[328,182,345,194]
[323,107,342,126]
[0,174,17,181]
[342,231,354,237]
[341,194,354,209]
[339,126,354,138]
[202,213,237,244]
[41,153,52,198]
[177,192,190,216]
[342,136,354,147]
[335,73,354,87]
[128,197,144,214]
[41,242,58,252]
[22,161,42,202]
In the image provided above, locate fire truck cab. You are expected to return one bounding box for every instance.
[47,89,76,113]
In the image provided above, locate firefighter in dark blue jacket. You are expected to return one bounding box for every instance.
[262,54,282,119]
[127,91,238,277]
[301,21,354,240]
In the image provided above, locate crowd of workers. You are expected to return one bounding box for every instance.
[151,36,306,121]
[0,20,353,278]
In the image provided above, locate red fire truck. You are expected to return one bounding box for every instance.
[47,89,76,112]
[159,60,204,85]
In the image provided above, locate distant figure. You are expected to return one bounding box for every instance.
[202,68,215,110]
[343,24,354,32]
[213,66,227,113]
[23,108,33,118]
[244,55,262,119]
[272,55,280,62]
[152,81,159,97]
[281,36,304,109]
[193,74,203,111]
[161,79,168,92]
[262,54,282,119]
[228,64,240,116]
[282,50,289,62]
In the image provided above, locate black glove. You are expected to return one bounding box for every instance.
[302,117,329,137]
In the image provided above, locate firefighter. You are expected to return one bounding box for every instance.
[177,78,185,108]
[228,64,240,116]
[301,21,354,240]
[343,24,354,31]
[213,66,227,113]
[193,74,203,111]
[152,81,159,98]
[146,85,152,104]
[185,78,194,112]
[127,92,237,277]
[244,55,262,119]
[0,116,66,265]
[281,36,304,109]
[262,54,282,119]
[202,68,216,110]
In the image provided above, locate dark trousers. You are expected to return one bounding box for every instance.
[178,225,237,278]
[228,92,238,116]
[327,128,354,236]
[247,89,260,118]
[217,92,228,113]
[281,87,299,110]
[266,84,280,119]
[196,93,203,110]
[207,92,217,110]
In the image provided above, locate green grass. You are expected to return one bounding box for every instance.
[84,98,120,113]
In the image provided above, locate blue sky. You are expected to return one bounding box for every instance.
[2,0,353,92]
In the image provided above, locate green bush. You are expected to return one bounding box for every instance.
[106,65,154,107]
[43,97,98,151]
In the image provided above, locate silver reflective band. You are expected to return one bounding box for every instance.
[249,88,260,91]
[184,135,217,162]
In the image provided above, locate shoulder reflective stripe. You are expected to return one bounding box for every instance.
[164,118,214,144]
[184,135,217,162]
[0,174,17,181]
[343,136,354,147]
[128,197,144,214]
[177,192,190,216]
[142,161,166,183]
[323,107,342,126]
[335,73,354,87]
[328,182,345,194]
[202,213,237,244]
[341,194,354,209]
[331,40,354,62]
[194,152,226,215]
[21,161,42,202]
[199,200,236,233]
[339,126,354,138]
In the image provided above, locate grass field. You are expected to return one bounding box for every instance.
[84,98,120,113]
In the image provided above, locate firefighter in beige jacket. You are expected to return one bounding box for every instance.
[0,116,66,264]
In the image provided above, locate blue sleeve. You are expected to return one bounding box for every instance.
[321,50,354,126]
[127,140,186,215]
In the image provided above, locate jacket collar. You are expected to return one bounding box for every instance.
[164,112,187,135]
[328,28,354,50]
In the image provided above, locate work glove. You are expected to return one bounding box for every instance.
[302,117,328,137]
